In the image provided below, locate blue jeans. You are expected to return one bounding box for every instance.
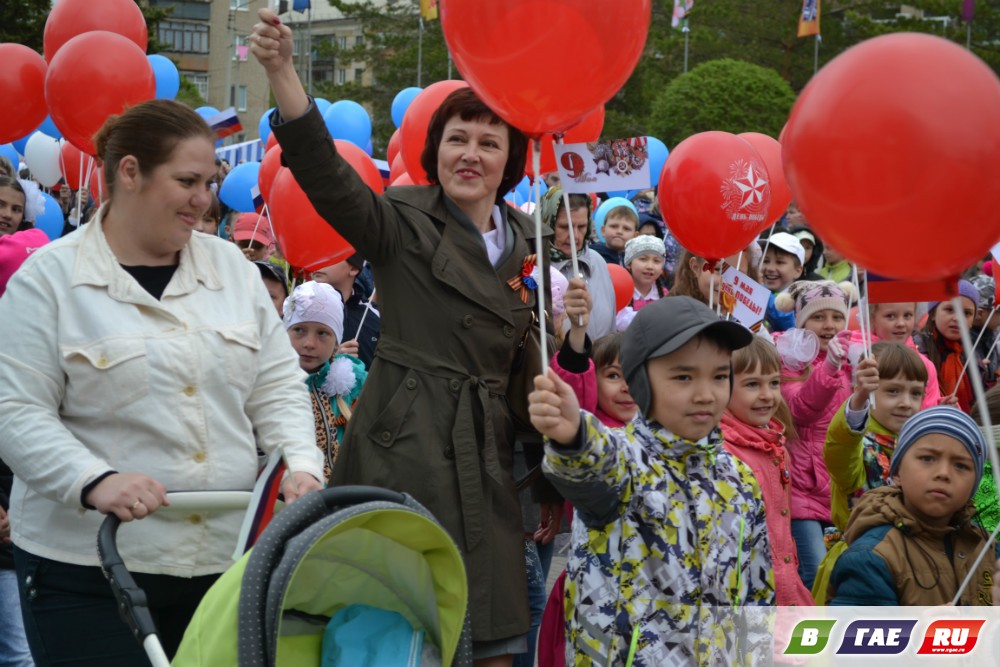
[790,519,828,591]
[0,568,33,667]
[512,539,555,667]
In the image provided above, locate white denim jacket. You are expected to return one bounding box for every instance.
[0,210,322,576]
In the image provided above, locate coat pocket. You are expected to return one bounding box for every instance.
[218,323,262,392]
[61,338,150,411]
[366,369,420,448]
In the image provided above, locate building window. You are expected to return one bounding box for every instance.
[184,73,210,101]
[355,35,364,47]
[230,0,249,10]
[337,69,346,85]
[354,68,364,83]
[338,36,347,49]
[237,85,248,112]
[159,20,209,54]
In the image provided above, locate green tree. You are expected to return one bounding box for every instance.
[648,59,796,146]
[320,0,456,155]
[0,0,52,52]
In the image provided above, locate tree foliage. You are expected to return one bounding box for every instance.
[648,59,796,146]
[0,1,172,54]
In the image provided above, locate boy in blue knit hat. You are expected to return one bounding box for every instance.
[830,406,999,606]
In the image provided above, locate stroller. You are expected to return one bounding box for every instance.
[98,486,471,667]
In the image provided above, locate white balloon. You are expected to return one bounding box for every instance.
[24,133,63,188]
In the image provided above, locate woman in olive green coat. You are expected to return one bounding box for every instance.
[252,10,550,666]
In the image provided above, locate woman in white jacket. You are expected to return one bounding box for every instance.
[0,100,323,667]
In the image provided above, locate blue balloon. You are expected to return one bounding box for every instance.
[314,98,332,116]
[323,100,371,150]
[218,161,261,213]
[195,106,220,120]
[148,54,180,100]
[364,138,373,157]
[0,144,19,168]
[391,87,422,129]
[38,116,62,141]
[34,193,64,241]
[594,197,638,241]
[646,136,669,188]
[12,131,37,156]
[258,108,275,145]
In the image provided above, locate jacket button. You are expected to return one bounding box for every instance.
[502,325,514,338]
[449,379,461,392]
[193,451,207,463]
[462,315,474,329]
[405,378,417,390]
[773,458,780,466]
[96,355,109,369]
[444,445,455,459]
[380,431,391,442]
[784,555,792,563]
[188,514,203,525]
[183,385,197,396]
[957,551,966,559]
[781,508,789,516]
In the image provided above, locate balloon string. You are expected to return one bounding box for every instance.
[757,224,776,273]
[353,287,377,341]
[851,265,875,410]
[532,140,548,371]
[553,135,583,328]
[951,294,1000,603]
[709,268,715,311]
[948,302,999,401]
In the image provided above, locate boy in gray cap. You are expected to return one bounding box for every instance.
[829,406,999,606]
[529,296,776,665]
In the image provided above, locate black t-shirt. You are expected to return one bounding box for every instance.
[121,264,179,300]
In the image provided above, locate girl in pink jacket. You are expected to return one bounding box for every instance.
[774,280,856,591]
[722,336,815,606]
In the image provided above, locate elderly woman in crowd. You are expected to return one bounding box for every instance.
[252,7,550,665]
[0,99,322,667]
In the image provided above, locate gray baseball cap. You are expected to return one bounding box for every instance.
[621,296,754,416]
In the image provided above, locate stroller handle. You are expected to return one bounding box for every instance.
[96,491,253,651]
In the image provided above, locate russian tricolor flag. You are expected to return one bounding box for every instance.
[207,107,244,140]
[250,184,265,212]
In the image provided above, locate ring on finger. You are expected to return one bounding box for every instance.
[131,499,142,511]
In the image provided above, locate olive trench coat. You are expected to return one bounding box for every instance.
[273,104,551,641]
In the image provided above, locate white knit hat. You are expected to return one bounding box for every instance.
[283,281,345,343]
[624,235,666,267]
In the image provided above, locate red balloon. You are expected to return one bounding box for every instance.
[389,154,407,183]
[391,173,416,187]
[44,0,147,62]
[259,145,282,204]
[0,45,48,144]
[738,132,791,230]
[658,131,771,261]
[400,80,468,184]
[269,167,354,272]
[89,163,108,204]
[59,140,93,190]
[265,132,278,152]
[525,105,605,178]
[606,263,634,313]
[46,31,155,155]
[386,128,401,165]
[442,1,651,136]
[267,141,382,271]
[783,33,1000,280]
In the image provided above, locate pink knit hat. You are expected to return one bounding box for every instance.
[0,229,49,297]
[775,279,857,328]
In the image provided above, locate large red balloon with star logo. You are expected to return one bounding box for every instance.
[783,32,1000,280]
[658,131,771,260]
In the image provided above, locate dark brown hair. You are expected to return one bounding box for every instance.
[731,336,799,441]
[671,250,761,305]
[0,156,14,179]
[0,176,25,199]
[420,88,528,202]
[606,205,638,227]
[204,191,221,224]
[593,332,624,373]
[94,99,214,196]
[871,341,928,385]
[971,383,1000,426]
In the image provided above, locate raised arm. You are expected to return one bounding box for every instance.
[251,8,309,122]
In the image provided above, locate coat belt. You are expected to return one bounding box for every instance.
[376,335,508,551]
